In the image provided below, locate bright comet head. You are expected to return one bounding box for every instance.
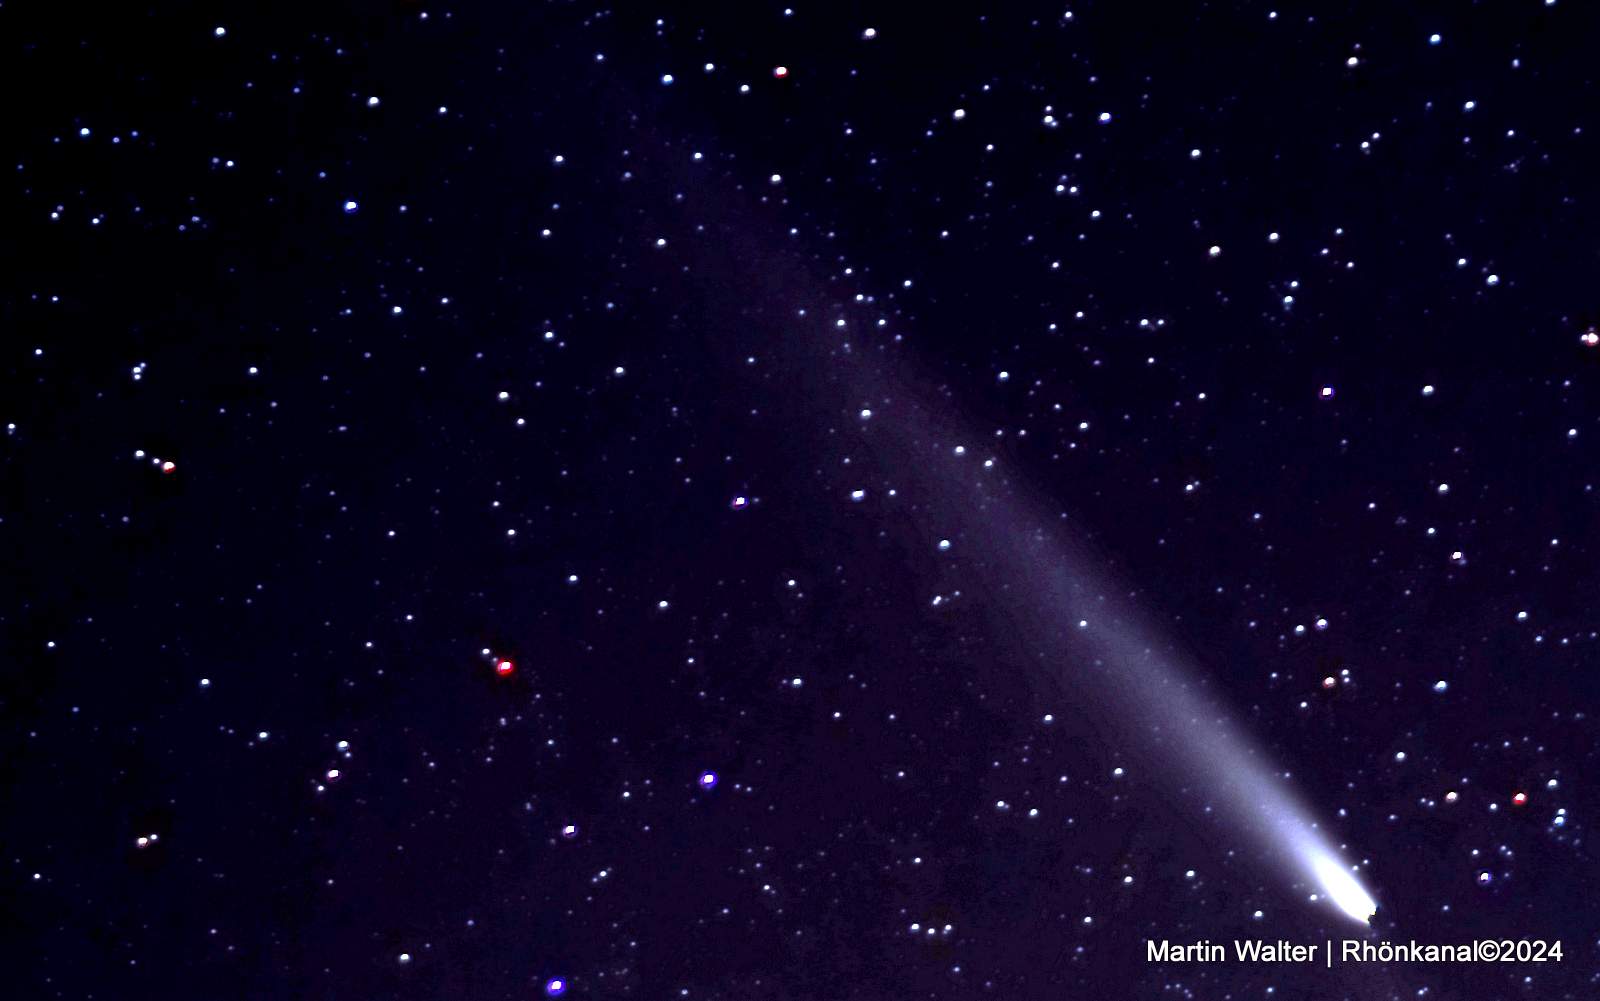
[1309,851,1377,924]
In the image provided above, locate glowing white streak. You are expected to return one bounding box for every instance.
[1072,604,1378,924]
[671,175,1378,924]
[1030,553,1379,925]
[876,411,1381,926]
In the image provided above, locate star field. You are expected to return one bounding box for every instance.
[4,2,1599,998]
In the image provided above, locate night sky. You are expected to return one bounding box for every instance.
[5,2,1599,998]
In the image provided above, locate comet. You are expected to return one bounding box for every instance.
[1018,517,1382,927]
[658,145,1381,926]
[821,378,1382,927]
[1049,566,1381,927]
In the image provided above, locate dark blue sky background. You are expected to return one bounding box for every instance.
[4,2,1598,998]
